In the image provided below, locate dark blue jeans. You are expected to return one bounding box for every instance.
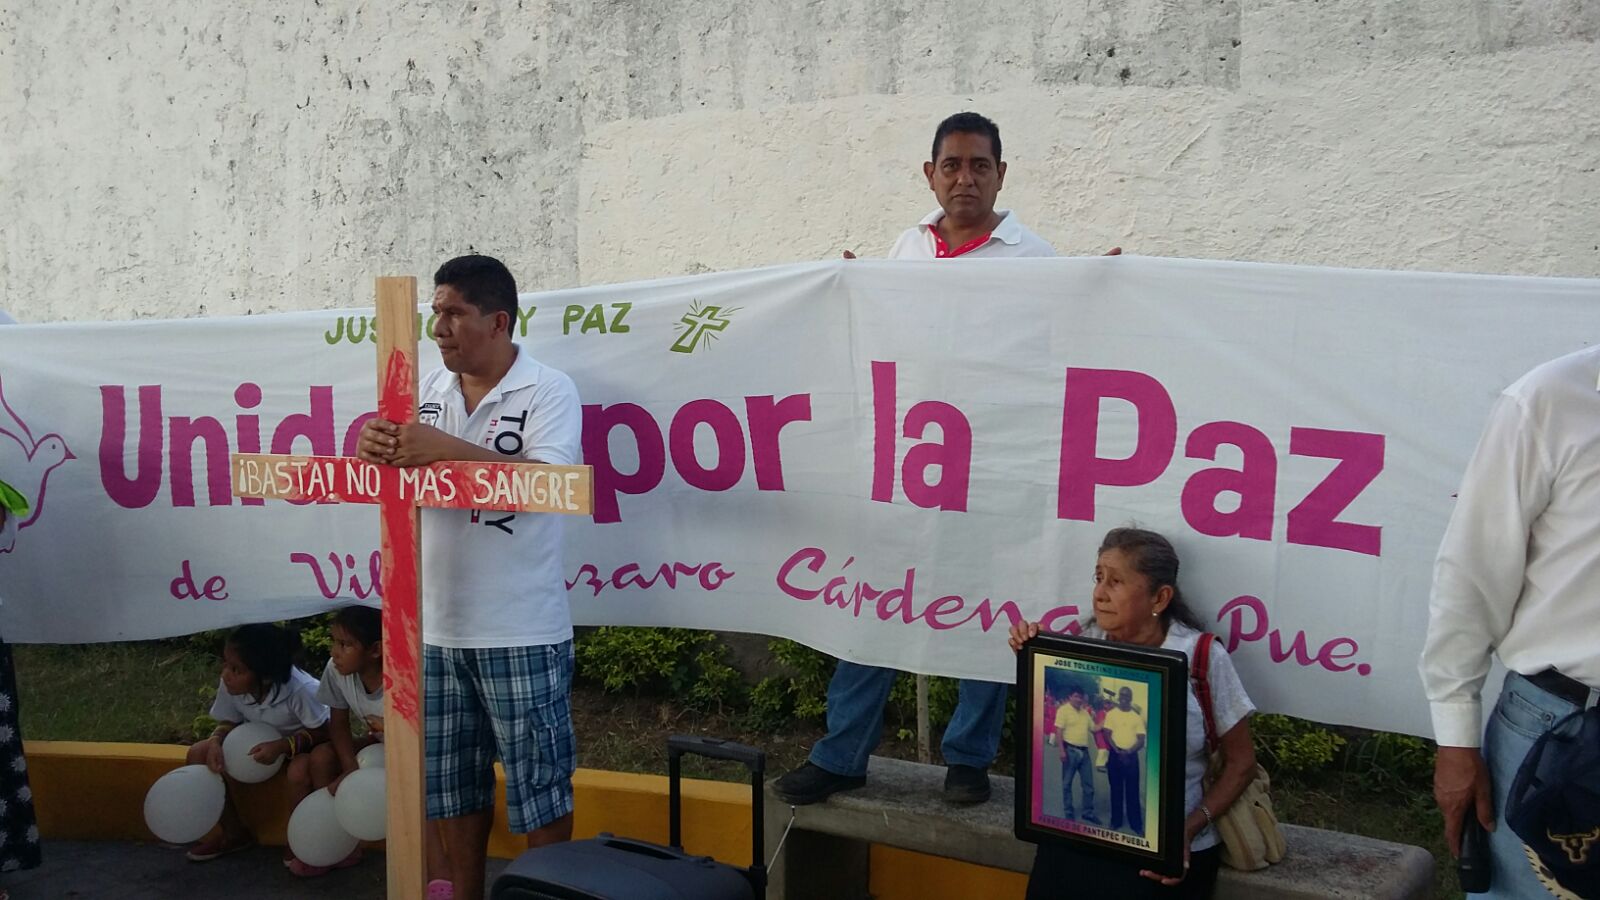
[1061,743,1095,818]
[808,660,1008,777]
[1481,671,1585,898]
[1107,748,1143,833]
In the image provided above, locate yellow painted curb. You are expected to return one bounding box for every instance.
[23,741,1023,900]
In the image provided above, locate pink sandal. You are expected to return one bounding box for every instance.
[427,879,454,899]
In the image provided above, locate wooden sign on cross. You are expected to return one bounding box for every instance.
[229,277,593,900]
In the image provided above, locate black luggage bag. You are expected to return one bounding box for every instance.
[490,734,766,900]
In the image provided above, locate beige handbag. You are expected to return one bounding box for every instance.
[1194,633,1287,870]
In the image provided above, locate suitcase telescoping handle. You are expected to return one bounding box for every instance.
[667,735,767,896]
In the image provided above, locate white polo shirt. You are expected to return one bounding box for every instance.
[1421,345,1600,747]
[418,344,582,649]
[886,208,1056,259]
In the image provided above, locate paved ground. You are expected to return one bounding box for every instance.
[2,841,510,899]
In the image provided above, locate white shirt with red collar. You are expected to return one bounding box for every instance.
[886,208,1056,259]
[419,344,582,649]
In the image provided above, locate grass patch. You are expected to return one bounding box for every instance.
[15,641,220,744]
[1275,770,1455,899]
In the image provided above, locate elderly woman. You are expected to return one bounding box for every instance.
[1009,528,1258,899]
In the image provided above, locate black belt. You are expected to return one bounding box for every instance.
[1526,669,1596,707]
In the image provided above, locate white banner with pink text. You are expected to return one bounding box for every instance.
[1,257,1596,736]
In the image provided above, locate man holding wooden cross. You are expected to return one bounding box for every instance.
[358,255,582,900]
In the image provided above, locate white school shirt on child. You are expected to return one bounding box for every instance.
[315,664,385,740]
[418,344,582,649]
[1081,622,1255,852]
[209,667,329,737]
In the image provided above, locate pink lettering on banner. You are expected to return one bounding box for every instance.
[169,560,229,601]
[99,383,373,510]
[271,385,336,507]
[901,400,972,511]
[234,383,265,506]
[582,402,666,524]
[1050,366,1387,557]
[1286,428,1384,557]
[100,385,165,509]
[567,560,736,597]
[1181,421,1276,541]
[169,415,233,507]
[291,550,383,600]
[869,361,972,511]
[582,393,812,524]
[668,400,745,491]
[1057,368,1176,522]
[776,546,1077,635]
[1217,594,1372,676]
[746,394,811,490]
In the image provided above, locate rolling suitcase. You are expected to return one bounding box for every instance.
[490,734,767,900]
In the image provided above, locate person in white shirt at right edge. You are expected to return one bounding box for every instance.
[1420,344,1600,898]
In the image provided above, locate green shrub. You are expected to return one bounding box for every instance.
[295,614,334,672]
[1346,730,1435,790]
[763,638,836,722]
[747,676,796,729]
[685,646,746,713]
[574,627,744,711]
[1253,713,1347,776]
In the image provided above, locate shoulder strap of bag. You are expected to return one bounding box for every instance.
[1193,632,1220,752]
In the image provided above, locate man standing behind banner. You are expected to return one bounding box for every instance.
[1421,344,1600,898]
[778,112,1070,807]
[359,255,581,900]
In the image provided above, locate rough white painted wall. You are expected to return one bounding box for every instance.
[1,1,1596,322]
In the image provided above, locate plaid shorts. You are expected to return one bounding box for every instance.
[423,641,576,832]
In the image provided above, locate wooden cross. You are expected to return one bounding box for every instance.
[229,277,593,900]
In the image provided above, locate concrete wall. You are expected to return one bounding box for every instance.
[2,1,1596,323]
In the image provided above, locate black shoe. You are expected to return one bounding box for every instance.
[773,763,866,805]
[943,764,991,805]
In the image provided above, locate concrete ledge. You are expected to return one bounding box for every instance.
[763,756,1435,900]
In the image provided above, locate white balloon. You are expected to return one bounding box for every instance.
[144,765,225,844]
[222,722,285,783]
[288,787,360,868]
[333,768,387,841]
[356,743,385,769]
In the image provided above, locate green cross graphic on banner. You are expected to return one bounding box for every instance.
[670,301,737,353]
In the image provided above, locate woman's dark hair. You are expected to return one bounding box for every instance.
[225,623,300,701]
[331,605,382,648]
[1098,527,1206,632]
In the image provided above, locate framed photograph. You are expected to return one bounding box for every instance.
[1014,633,1189,878]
